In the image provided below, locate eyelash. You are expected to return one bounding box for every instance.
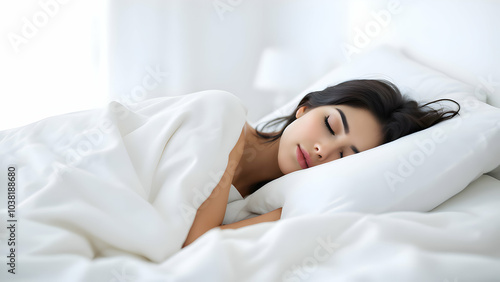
[324,116,344,158]
[324,116,335,135]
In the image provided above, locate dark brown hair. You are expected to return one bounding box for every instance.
[256,79,460,144]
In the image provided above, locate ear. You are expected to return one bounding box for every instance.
[295,106,308,119]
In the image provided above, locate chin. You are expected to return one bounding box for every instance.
[277,163,289,175]
[278,164,298,175]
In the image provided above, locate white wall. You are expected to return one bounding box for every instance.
[344,0,500,106]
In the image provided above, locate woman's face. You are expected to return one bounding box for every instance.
[278,104,383,175]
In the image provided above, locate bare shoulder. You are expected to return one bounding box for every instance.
[225,122,247,175]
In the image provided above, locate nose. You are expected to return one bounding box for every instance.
[313,141,342,163]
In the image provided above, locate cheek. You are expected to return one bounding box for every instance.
[282,117,320,148]
[296,117,319,137]
[277,126,298,174]
[277,142,290,174]
[280,121,298,144]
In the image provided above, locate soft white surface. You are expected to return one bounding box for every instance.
[226,46,500,222]
[1,1,499,280]
[8,174,498,281]
[177,175,500,282]
[1,88,499,281]
[0,90,246,280]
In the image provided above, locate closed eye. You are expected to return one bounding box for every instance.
[324,116,335,135]
[325,116,344,158]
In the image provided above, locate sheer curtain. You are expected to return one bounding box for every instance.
[105,0,347,123]
[106,0,271,121]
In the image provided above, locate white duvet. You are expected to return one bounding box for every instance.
[1,91,500,282]
[0,90,247,281]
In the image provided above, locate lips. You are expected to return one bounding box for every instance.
[296,145,311,169]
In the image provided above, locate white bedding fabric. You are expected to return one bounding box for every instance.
[182,175,500,282]
[1,90,500,281]
[224,46,500,225]
[224,96,500,223]
[0,90,247,281]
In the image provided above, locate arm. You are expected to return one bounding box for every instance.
[219,208,282,230]
[182,126,246,248]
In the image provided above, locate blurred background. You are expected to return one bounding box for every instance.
[1,0,499,130]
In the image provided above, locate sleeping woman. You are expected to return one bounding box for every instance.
[182,79,460,247]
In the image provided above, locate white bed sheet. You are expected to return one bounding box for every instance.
[157,175,500,281]
[1,90,499,282]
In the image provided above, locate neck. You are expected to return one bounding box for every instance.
[232,123,284,197]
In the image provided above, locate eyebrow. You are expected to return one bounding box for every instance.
[336,108,360,154]
[336,108,349,134]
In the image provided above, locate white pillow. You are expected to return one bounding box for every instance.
[227,46,500,220]
[252,45,478,131]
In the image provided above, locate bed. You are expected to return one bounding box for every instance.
[1,44,500,281]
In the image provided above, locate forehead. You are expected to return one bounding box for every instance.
[320,104,383,148]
